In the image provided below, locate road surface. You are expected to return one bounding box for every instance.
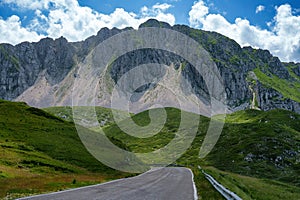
[20,167,197,200]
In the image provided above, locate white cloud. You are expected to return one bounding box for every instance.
[256,5,265,14]
[152,3,172,11]
[141,3,175,25]
[188,0,208,28]
[189,1,300,62]
[3,0,299,63]
[0,15,44,44]
[0,1,175,44]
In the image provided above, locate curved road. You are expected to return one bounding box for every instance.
[20,167,197,200]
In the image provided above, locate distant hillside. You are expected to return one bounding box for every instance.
[43,106,115,127]
[0,19,299,114]
[102,107,300,186]
[44,105,300,199]
[102,107,300,199]
[0,101,300,199]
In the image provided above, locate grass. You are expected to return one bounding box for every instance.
[190,166,224,199]
[205,109,300,186]
[286,64,300,81]
[0,100,131,199]
[1,100,300,199]
[43,106,117,127]
[102,107,300,198]
[203,166,300,200]
[254,68,300,102]
[1,172,114,199]
[103,108,300,186]
[103,108,181,153]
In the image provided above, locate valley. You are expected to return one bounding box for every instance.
[0,100,299,199]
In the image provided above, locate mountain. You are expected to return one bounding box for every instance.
[0,19,300,114]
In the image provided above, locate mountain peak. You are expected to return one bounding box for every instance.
[1,21,300,114]
[139,19,172,29]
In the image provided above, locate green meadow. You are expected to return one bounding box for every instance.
[0,100,299,199]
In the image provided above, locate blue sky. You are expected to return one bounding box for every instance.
[78,0,300,29]
[0,0,300,62]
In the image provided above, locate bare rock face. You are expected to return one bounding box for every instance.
[0,19,300,114]
[0,37,77,101]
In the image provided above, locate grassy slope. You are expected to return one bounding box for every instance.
[183,109,299,199]
[0,100,130,199]
[203,166,300,200]
[1,102,300,199]
[103,107,300,199]
[254,68,300,102]
[206,109,300,185]
[43,106,116,126]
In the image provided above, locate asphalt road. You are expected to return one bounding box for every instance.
[20,167,197,200]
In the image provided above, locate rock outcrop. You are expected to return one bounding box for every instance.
[0,19,299,114]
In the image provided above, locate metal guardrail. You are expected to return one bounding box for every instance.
[198,166,242,200]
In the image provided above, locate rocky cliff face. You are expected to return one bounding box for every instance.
[0,37,77,100]
[0,19,299,114]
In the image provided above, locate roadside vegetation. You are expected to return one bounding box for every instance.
[1,100,299,199]
[103,107,300,199]
[0,100,131,199]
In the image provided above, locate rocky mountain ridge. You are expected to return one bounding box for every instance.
[0,19,299,114]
